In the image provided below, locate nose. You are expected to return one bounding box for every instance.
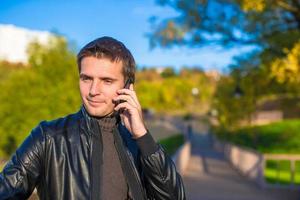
[89,80,101,97]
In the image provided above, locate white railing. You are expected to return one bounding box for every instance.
[213,137,300,189]
[263,154,300,188]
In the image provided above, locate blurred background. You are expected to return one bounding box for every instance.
[1,0,300,199]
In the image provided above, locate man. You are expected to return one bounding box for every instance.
[0,37,186,199]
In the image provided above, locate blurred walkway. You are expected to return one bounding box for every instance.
[182,121,300,200]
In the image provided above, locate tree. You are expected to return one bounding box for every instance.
[135,67,216,114]
[0,61,26,81]
[0,36,80,158]
[160,67,176,78]
[270,41,300,86]
[150,0,300,126]
[150,0,300,50]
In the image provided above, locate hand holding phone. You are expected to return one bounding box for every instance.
[113,78,147,138]
[114,78,133,115]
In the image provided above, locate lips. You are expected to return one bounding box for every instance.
[87,99,105,107]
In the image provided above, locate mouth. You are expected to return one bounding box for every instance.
[87,99,105,107]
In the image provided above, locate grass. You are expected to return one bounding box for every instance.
[214,119,300,185]
[214,119,300,154]
[265,160,300,185]
[158,134,185,155]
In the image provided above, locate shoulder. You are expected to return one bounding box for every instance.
[38,109,83,137]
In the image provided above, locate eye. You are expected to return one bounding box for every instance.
[80,75,92,82]
[104,79,113,84]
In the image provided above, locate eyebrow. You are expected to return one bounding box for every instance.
[79,73,118,81]
[79,74,92,80]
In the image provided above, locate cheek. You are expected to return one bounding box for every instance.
[103,87,118,99]
[103,85,122,99]
[79,83,89,95]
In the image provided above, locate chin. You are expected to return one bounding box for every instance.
[86,107,112,118]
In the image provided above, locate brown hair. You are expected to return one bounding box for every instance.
[77,36,136,83]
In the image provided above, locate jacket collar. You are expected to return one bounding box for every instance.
[80,105,93,133]
[80,105,140,172]
[80,105,121,134]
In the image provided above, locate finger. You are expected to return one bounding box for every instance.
[113,95,136,107]
[119,111,129,125]
[114,101,136,113]
[129,83,134,91]
[117,88,140,108]
[114,102,142,119]
[117,89,140,108]
[117,88,134,95]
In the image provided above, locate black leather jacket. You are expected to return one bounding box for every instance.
[0,108,186,199]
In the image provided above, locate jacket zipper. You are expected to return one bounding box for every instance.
[82,107,104,200]
[95,121,103,198]
[88,128,93,200]
[89,120,103,200]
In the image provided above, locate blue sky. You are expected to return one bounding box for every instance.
[0,0,250,72]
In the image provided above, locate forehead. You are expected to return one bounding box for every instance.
[80,56,124,77]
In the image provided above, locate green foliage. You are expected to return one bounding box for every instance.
[150,0,300,49]
[212,74,256,129]
[160,67,176,78]
[0,36,81,158]
[0,162,4,172]
[0,61,25,81]
[2,136,17,157]
[212,54,291,129]
[212,76,245,128]
[135,68,216,114]
[158,134,184,155]
[270,41,300,85]
[214,119,300,153]
[152,0,300,105]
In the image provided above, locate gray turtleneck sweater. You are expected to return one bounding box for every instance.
[97,116,128,200]
[96,115,159,200]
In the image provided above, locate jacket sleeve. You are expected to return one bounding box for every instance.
[0,124,45,199]
[135,132,186,200]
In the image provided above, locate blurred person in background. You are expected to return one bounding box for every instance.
[0,37,185,200]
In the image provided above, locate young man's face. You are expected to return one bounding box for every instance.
[79,56,125,117]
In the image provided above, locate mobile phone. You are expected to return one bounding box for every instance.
[123,77,132,90]
[114,78,133,115]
